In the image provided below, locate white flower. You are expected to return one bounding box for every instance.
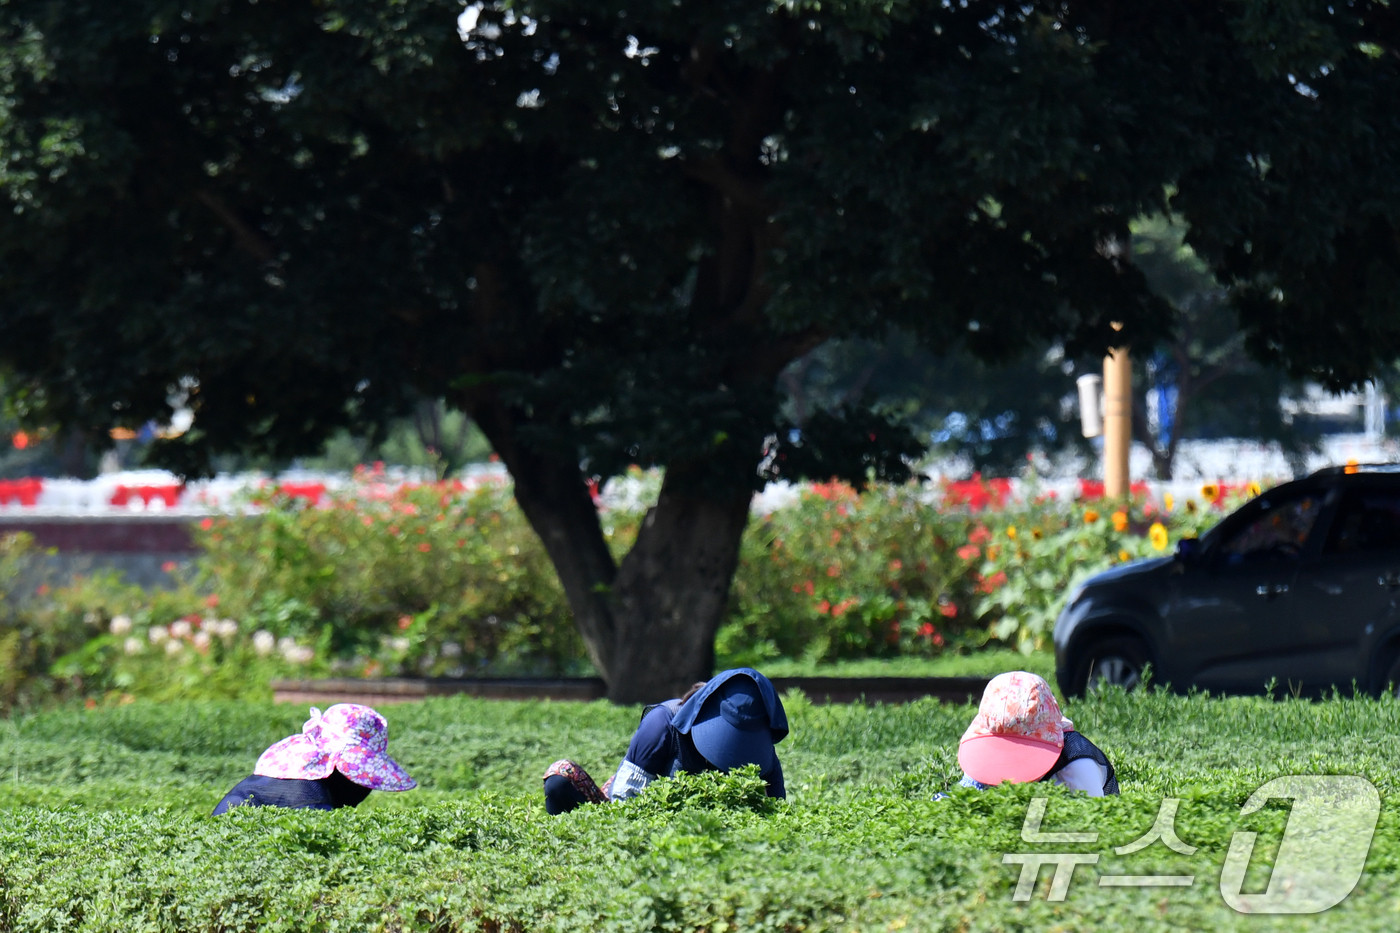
[192,631,212,651]
[252,630,275,656]
[390,637,411,653]
[440,642,463,658]
[170,620,193,639]
[164,639,183,656]
[147,624,169,644]
[84,611,101,626]
[123,637,143,656]
[216,619,239,637]
[110,615,133,636]
[278,637,316,664]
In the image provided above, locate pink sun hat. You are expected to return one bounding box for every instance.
[255,704,416,791]
[958,671,1074,785]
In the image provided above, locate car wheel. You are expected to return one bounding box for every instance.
[1068,635,1150,697]
[1380,652,1400,697]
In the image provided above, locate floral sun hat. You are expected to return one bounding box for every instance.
[957,671,1074,786]
[255,704,416,791]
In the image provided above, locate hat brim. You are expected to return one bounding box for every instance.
[958,734,1062,785]
[691,715,775,773]
[335,744,417,791]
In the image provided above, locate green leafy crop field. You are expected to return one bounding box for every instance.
[1,690,1398,931]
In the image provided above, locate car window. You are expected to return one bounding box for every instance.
[1219,493,1324,564]
[1323,491,1400,554]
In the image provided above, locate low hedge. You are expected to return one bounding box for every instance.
[0,690,1397,931]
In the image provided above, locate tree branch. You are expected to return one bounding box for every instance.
[194,191,275,264]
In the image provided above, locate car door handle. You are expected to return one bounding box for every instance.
[1256,583,1290,598]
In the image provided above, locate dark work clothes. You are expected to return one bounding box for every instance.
[544,774,590,815]
[212,770,372,815]
[628,702,786,798]
[669,668,789,742]
[545,669,789,815]
[1044,731,1119,795]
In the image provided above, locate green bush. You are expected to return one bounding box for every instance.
[0,472,1249,706]
[721,477,1235,663]
[197,474,581,677]
[0,533,92,710]
[0,691,1398,931]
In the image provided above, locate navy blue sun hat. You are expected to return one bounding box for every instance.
[677,669,787,772]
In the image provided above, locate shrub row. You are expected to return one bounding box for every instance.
[0,470,1235,705]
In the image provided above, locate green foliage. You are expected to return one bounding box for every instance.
[722,478,1243,663]
[198,474,582,676]
[625,765,778,818]
[782,335,1094,474]
[0,476,1252,705]
[725,483,970,665]
[3,692,1400,929]
[755,649,1058,682]
[0,533,93,710]
[305,400,494,478]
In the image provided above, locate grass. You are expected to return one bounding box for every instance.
[757,647,1057,681]
[1,688,1399,930]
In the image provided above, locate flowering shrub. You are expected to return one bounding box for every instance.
[0,471,1263,705]
[194,470,580,678]
[721,476,1253,661]
[722,483,972,665]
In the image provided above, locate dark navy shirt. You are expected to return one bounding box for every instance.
[625,704,786,798]
[212,771,372,815]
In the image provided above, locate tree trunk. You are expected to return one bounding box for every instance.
[606,463,753,702]
[469,398,621,681]
[469,397,754,702]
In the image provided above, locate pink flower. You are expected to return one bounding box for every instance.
[815,600,831,615]
[200,518,214,530]
[956,545,980,561]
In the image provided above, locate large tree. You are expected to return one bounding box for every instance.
[782,216,1325,480]
[3,1,1400,699]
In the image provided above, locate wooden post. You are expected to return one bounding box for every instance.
[1103,325,1131,498]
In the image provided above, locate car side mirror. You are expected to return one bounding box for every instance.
[1176,537,1202,563]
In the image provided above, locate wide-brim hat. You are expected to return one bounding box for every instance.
[957,672,1072,786]
[255,704,416,791]
[690,674,776,773]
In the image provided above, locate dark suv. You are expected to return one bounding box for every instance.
[1054,465,1400,698]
